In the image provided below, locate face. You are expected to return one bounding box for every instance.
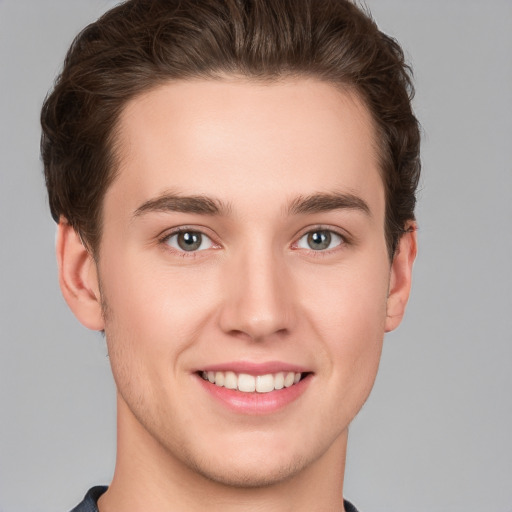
[85,78,403,486]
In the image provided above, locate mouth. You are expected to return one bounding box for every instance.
[198,370,309,393]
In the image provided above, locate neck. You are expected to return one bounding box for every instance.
[98,395,348,512]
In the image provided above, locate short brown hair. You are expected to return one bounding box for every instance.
[41,0,420,258]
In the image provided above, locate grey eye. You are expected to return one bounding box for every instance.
[297,230,343,251]
[166,231,213,252]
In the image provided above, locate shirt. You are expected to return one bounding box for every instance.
[71,485,360,511]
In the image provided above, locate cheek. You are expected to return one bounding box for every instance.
[99,252,220,363]
[304,258,388,324]
[298,256,389,373]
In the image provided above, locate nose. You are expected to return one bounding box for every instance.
[218,246,296,342]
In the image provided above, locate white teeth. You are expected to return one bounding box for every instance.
[284,372,295,388]
[224,371,237,389]
[214,371,224,386]
[201,370,303,393]
[238,373,256,392]
[274,372,284,390]
[256,374,275,393]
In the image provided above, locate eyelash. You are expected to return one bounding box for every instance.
[292,226,348,257]
[158,226,348,257]
[159,227,219,258]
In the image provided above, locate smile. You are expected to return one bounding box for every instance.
[200,370,303,393]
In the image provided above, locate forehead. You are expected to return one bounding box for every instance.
[108,78,384,219]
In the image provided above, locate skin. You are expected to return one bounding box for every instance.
[57,78,416,512]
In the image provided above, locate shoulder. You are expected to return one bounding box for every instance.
[69,486,107,512]
[68,487,358,512]
[344,498,361,512]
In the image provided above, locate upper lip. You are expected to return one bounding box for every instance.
[196,361,310,375]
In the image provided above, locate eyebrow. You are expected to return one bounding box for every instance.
[133,192,231,218]
[133,191,370,219]
[287,192,371,217]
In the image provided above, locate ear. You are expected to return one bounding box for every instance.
[385,223,417,333]
[56,219,105,331]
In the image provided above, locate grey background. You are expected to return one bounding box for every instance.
[1,0,511,511]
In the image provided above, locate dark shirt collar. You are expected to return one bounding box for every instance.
[70,486,360,512]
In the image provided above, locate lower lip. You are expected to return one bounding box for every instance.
[197,374,312,415]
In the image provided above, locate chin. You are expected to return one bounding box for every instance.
[186,453,309,489]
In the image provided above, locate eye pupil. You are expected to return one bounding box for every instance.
[178,231,202,251]
[308,230,331,250]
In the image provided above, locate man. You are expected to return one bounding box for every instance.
[41,0,419,510]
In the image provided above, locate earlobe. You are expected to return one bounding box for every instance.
[385,223,417,333]
[56,219,105,331]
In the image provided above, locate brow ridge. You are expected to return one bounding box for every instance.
[133,192,231,217]
[287,192,371,216]
[133,191,370,219]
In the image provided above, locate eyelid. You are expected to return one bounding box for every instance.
[158,224,218,240]
[157,224,350,255]
[291,225,349,252]
[158,225,221,253]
